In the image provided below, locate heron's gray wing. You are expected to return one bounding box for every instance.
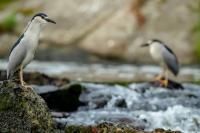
[162,45,179,76]
[9,34,24,55]
[7,42,27,79]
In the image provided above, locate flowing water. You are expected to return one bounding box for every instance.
[55,83,200,133]
[0,60,200,132]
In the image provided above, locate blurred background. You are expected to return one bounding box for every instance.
[0,0,200,83]
[1,1,200,132]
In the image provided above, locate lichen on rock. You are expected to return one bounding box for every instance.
[65,122,181,133]
[0,80,55,132]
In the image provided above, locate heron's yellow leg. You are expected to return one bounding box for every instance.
[19,66,25,86]
[155,65,166,81]
[19,66,32,90]
[160,69,169,87]
[154,74,162,81]
[162,79,168,87]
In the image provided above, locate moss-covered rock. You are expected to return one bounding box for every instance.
[65,123,181,133]
[0,80,55,133]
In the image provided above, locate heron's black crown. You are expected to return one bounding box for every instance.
[151,39,163,44]
[31,13,48,21]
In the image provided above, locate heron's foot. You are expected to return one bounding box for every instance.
[159,79,168,88]
[154,75,162,81]
[24,85,33,91]
[20,84,28,91]
[22,81,29,86]
[20,82,33,91]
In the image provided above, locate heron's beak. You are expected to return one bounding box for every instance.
[141,43,149,47]
[45,18,56,24]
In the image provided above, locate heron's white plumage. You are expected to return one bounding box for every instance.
[7,17,44,79]
[22,21,41,65]
[149,41,179,76]
[150,42,165,64]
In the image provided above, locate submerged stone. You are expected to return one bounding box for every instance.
[40,84,86,112]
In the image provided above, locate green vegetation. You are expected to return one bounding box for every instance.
[193,13,200,59]
[158,0,167,4]
[0,0,18,32]
[17,7,36,16]
[191,1,200,59]
[0,12,17,32]
[195,38,200,58]
[0,0,37,32]
[0,0,13,10]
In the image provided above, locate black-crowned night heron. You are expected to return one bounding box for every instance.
[141,39,179,87]
[7,13,56,89]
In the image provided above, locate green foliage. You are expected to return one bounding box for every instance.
[191,1,200,59]
[158,0,167,4]
[194,35,200,58]
[0,12,17,32]
[65,125,91,133]
[0,0,13,10]
[0,93,12,111]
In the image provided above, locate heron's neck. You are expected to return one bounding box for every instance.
[24,21,42,39]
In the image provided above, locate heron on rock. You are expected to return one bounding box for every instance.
[7,13,56,89]
[141,39,179,87]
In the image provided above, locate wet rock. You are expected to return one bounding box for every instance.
[143,78,184,90]
[0,80,55,132]
[103,117,146,130]
[0,70,69,86]
[40,84,86,112]
[80,94,111,109]
[23,72,70,86]
[91,97,109,109]
[153,128,181,133]
[114,98,127,108]
[65,122,181,133]
[0,69,63,91]
[79,84,112,109]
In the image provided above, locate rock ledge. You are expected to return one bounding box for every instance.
[0,80,54,133]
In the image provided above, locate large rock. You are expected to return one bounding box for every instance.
[0,80,55,132]
[0,0,198,64]
[80,0,197,64]
[41,0,131,45]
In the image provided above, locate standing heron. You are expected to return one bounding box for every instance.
[141,39,179,87]
[7,13,56,89]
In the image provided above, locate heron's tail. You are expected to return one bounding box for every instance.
[7,70,11,80]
